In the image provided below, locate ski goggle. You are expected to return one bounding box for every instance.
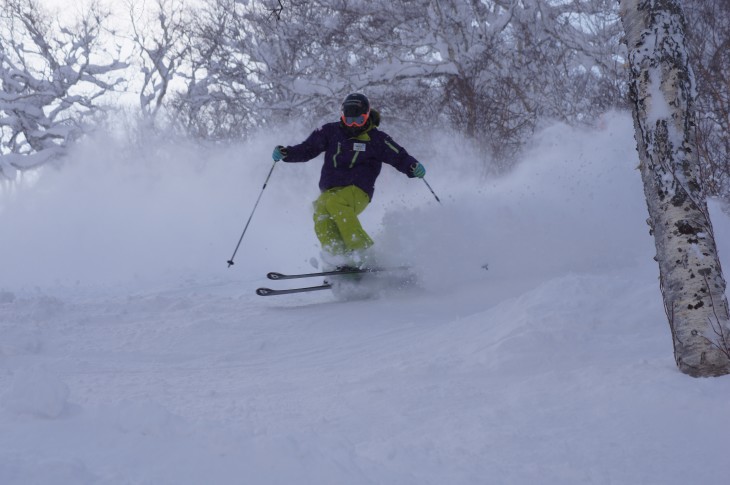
[341,111,370,127]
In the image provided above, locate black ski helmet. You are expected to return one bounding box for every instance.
[341,93,370,118]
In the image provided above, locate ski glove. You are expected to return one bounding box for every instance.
[272,145,288,162]
[410,162,426,178]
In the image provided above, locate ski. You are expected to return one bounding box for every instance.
[257,265,414,297]
[256,284,332,296]
[266,265,410,281]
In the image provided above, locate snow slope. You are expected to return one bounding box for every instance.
[2,112,730,484]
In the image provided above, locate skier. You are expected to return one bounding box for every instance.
[272,92,427,269]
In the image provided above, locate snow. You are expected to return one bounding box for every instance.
[2,111,730,484]
[647,66,673,126]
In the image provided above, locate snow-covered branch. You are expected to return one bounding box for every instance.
[128,0,190,127]
[0,0,127,179]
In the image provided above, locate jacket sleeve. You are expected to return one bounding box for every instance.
[283,126,328,163]
[380,134,420,177]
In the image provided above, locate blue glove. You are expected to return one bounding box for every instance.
[410,162,426,178]
[272,145,288,161]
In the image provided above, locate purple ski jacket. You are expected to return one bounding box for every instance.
[283,122,420,200]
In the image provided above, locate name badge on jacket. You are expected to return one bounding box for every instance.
[353,143,366,152]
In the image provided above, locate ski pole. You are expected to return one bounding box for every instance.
[423,178,442,204]
[227,160,278,267]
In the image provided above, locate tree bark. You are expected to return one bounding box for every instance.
[620,0,730,376]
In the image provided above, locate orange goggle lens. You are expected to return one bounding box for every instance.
[341,111,369,127]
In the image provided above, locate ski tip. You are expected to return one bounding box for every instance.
[267,272,285,280]
[256,287,274,296]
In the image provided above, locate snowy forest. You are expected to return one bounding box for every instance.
[1,0,728,186]
[2,0,730,483]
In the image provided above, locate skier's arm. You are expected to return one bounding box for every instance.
[281,126,328,163]
[381,135,424,178]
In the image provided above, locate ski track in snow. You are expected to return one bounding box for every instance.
[2,112,730,484]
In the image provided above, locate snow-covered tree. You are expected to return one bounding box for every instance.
[620,0,730,377]
[525,0,628,120]
[683,1,730,200]
[177,0,626,164]
[128,0,190,128]
[0,0,126,179]
[166,0,258,140]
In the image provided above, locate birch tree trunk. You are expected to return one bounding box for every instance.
[619,0,730,377]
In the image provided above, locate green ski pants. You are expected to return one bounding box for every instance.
[313,185,374,255]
